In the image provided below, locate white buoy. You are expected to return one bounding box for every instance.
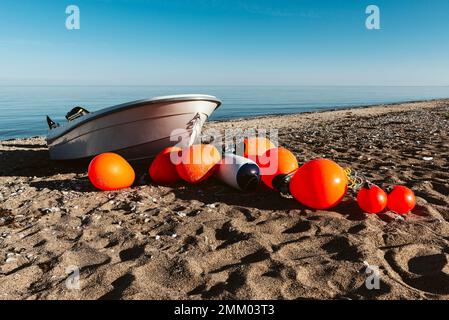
[215,154,260,191]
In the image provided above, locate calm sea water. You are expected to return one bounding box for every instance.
[1,86,449,140]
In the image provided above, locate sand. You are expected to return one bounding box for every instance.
[0,99,449,300]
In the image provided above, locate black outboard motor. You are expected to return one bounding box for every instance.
[65,106,90,121]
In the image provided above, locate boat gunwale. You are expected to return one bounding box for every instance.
[49,111,209,148]
[46,95,221,143]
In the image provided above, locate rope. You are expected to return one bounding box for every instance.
[344,167,366,192]
[187,113,202,146]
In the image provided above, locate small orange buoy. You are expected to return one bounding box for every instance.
[243,137,275,161]
[259,147,299,190]
[289,158,347,209]
[357,183,387,214]
[387,186,416,214]
[176,144,221,184]
[88,153,135,191]
[149,146,182,185]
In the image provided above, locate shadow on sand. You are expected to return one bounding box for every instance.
[171,179,369,217]
[0,145,153,179]
[170,179,302,211]
[0,148,89,177]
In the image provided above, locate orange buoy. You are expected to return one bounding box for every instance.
[289,158,348,209]
[176,144,221,183]
[88,153,135,191]
[243,137,275,161]
[357,183,387,214]
[149,146,182,185]
[387,186,416,214]
[259,147,299,190]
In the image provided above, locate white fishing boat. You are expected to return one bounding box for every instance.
[46,94,221,160]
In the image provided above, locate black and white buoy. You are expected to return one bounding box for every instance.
[215,154,260,191]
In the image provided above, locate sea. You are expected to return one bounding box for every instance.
[1,85,449,140]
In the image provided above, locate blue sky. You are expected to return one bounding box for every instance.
[1,0,449,85]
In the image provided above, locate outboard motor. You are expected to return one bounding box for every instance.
[65,106,90,121]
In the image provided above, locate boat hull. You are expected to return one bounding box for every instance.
[47,97,220,160]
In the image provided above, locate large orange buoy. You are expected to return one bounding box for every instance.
[258,147,299,190]
[88,153,135,191]
[149,146,182,185]
[176,144,221,184]
[243,137,275,161]
[289,158,348,209]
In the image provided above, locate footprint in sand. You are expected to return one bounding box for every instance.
[321,237,363,261]
[282,220,312,234]
[385,244,449,295]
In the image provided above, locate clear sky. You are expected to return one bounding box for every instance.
[1,0,449,86]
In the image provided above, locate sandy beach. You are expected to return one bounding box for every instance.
[1,99,449,300]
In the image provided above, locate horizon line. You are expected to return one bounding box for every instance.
[1,84,449,87]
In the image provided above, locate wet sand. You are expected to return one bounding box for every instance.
[1,99,449,300]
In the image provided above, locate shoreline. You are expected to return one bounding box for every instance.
[208,97,449,124]
[2,98,449,142]
[1,98,449,300]
[205,99,449,134]
[208,98,449,123]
